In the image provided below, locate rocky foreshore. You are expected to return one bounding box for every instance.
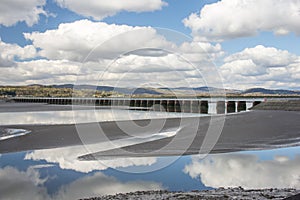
[80,187,300,200]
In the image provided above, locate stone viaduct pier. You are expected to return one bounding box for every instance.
[10,97,262,114]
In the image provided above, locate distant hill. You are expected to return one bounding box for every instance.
[52,84,74,89]
[52,84,114,91]
[1,84,299,97]
[47,84,299,96]
[51,84,162,95]
[158,86,239,95]
[28,84,45,87]
[114,88,162,95]
[242,88,300,95]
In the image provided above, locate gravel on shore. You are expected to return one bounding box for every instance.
[79,187,300,200]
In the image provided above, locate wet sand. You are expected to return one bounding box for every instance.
[81,109,300,159]
[0,102,299,156]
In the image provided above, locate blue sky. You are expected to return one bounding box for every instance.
[0,0,209,45]
[0,0,299,89]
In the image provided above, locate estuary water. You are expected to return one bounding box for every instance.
[1,145,300,199]
[0,108,205,126]
[0,103,299,199]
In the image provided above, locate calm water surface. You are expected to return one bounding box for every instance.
[1,146,300,199]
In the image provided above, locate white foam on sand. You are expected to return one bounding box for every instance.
[0,128,31,141]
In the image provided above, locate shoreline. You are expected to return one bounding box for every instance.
[80,187,300,200]
[251,99,300,111]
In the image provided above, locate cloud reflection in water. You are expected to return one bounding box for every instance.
[25,145,157,173]
[184,153,300,189]
[0,109,201,125]
[0,165,163,200]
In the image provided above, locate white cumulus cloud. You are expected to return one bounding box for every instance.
[183,0,300,41]
[0,39,37,67]
[0,0,47,26]
[24,20,174,62]
[18,19,224,88]
[0,59,81,85]
[224,45,298,68]
[55,0,167,20]
[219,45,300,89]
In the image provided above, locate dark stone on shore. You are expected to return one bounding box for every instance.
[252,100,300,111]
[283,193,300,200]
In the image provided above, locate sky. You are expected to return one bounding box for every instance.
[0,0,299,90]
